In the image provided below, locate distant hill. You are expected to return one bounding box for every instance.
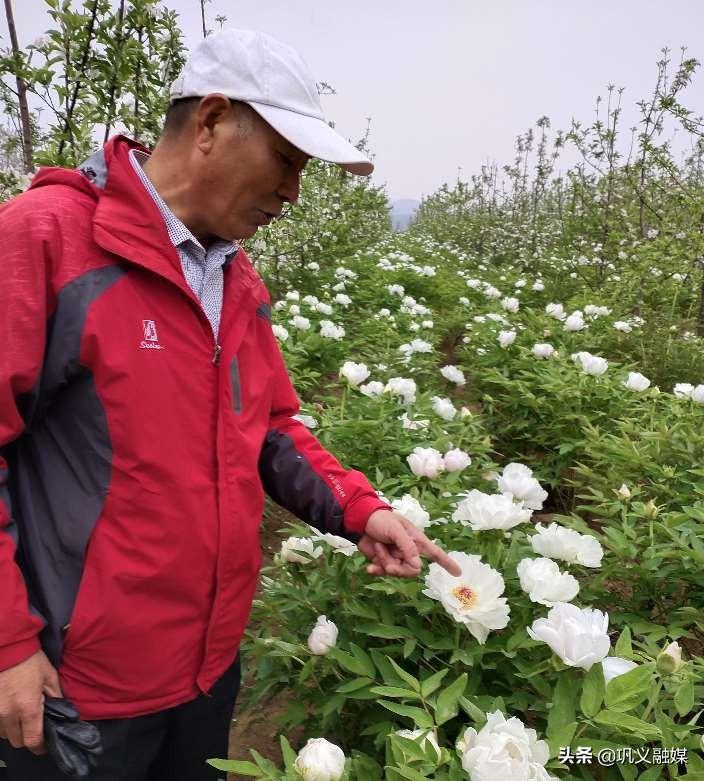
[390,199,420,231]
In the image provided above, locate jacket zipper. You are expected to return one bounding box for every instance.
[212,344,222,365]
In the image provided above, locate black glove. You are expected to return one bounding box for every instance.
[43,696,102,778]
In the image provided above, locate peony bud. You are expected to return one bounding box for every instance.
[307,615,338,655]
[294,738,346,781]
[617,484,631,500]
[656,641,683,674]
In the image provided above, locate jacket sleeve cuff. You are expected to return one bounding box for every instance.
[343,496,393,535]
[0,635,41,672]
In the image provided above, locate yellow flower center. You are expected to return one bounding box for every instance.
[452,585,477,608]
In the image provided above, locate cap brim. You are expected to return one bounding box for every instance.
[247,101,374,176]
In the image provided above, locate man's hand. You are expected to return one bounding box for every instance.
[0,650,62,754]
[358,509,462,578]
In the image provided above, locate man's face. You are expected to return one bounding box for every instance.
[194,100,311,241]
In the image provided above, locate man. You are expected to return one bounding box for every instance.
[0,29,460,780]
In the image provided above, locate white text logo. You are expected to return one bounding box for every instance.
[140,319,164,350]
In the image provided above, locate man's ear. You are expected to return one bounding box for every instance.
[193,94,235,153]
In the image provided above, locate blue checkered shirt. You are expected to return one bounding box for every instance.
[129,149,238,339]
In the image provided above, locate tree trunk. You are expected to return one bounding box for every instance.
[200,0,207,38]
[3,0,34,171]
[103,0,126,144]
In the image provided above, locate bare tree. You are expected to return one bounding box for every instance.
[2,0,33,171]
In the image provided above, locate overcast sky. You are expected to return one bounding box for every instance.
[3,1,704,201]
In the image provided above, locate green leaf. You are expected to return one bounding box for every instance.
[614,626,633,658]
[420,668,448,698]
[549,674,577,743]
[387,657,421,692]
[403,638,417,658]
[279,735,297,772]
[385,766,431,781]
[349,642,376,677]
[674,678,695,716]
[369,685,421,699]
[206,758,263,776]
[336,677,374,694]
[358,623,414,639]
[580,663,606,718]
[604,665,653,712]
[327,647,370,677]
[637,766,663,781]
[377,699,434,729]
[593,709,661,740]
[434,673,468,725]
[458,696,486,724]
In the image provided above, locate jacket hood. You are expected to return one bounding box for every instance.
[29,136,190,290]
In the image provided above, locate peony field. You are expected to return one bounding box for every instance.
[0,4,702,778]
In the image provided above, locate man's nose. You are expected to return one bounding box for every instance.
[278,171,301,205]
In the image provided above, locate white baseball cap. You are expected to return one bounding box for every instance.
[169,29,374,176]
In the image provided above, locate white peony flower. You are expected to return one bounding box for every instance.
[307,615,338,655]
[498,330,517,348]
[291,315,311,331]
[613,320,633,333]
[602,656,638,685]
[421,320,434,329]
[423,552,510,643]
[272,324,289,341]
[528,602,610,670]
[517,557,580,606]
[407,447,445,479]
[286,291,300,301]
[458,710,555,781]
[289,304,301,315]
[530,522,603,567]
[532,280,545,291]
[501,296,520,313]
[311,529,358,556]
[431,396,457,421]
[496,463,548,510]
[546,302,566,320]
[334,293,352,307]
[294,738,346,781]
[385,377,417,404]
[440,365,466,386]
[390,494,430,529]
[564,312,586,332]
[623,372,650,391]
[399,412,430,430]
[315,302,333,316]
[280,536,323,564]
[673,383,694,399]
[691,384,704,404]
[580,354,609,376]
[339,361,370,387]
[532,343,555,359]
[292,413,317,428]
[444,448,472,473]
[410,338,433,353]
[319,320,345,339]
[359,380,384,397]
[452,490,532,531]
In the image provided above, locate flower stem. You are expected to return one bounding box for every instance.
[642,680,663,722]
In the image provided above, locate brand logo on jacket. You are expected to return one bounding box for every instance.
[140,319,164,350]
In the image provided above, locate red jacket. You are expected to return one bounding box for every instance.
[0,136,388,719]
